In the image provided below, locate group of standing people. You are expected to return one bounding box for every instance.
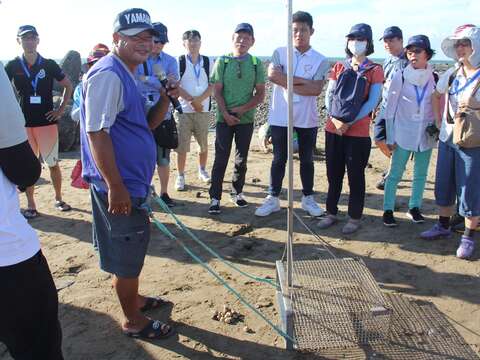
[1,5,480,358]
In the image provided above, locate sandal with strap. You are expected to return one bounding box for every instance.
[123,320,174,340]
[22,208,38,219]
[140,296,172,312]
[55,200,72,212]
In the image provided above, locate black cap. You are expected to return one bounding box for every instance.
[346,23,373,41]
[406,35,431,50]
[113,8,159,37]
[17,25,38,37]
[153,22,168,43]
[234,23,254,36]
[380,26,403,40]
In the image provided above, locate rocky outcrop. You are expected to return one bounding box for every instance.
[54,50,81,92]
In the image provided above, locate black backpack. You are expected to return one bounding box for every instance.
[330,60,378,123]
[179,54,210,79]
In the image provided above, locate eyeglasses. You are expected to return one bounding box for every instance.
[454,39,472,48]
[407,47,424,54]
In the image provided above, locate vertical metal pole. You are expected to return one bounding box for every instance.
[286,0,294,292]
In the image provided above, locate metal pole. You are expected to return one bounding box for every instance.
[286,0,294,292]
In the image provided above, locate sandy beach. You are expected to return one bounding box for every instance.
[1,125,479,359]
[1,59,479,359]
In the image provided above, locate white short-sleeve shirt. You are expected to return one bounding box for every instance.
[0,65,27,149]
[268,47,329,128]
[178,55,213,113]
[0,169,40,267]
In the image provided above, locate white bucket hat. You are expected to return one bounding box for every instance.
[441,24,480,67]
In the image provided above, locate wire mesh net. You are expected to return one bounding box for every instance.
[289,258,392,350]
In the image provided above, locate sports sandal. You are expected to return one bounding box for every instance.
[55,201,72,212]
[22,208,38,219]
[140,297,172,312]
[123,320,174,340]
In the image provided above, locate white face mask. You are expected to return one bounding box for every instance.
[348,40,367,56]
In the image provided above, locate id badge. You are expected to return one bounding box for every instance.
[412,113,422,122]
[293,94,301,103]
[30,96,42,104]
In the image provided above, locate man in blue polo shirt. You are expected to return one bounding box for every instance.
[136,22,179,207]
[374,26,407,190]
[80,8,176,339]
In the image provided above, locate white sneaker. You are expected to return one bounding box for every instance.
[175,174,185,191]
[198,168,211,183]
[255,195,281,217]
[301,195,325,217]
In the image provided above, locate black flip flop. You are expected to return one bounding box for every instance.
[55,201,72,212]
[22,208,38,219]
[123,320,174,340]
[140,297,172,312]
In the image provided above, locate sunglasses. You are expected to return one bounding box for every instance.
[154,40,166,45]
[454,39,472,48]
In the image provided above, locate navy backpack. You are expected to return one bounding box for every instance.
[330,60,378,123]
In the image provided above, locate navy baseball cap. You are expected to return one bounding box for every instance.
[346,23,373,41]
[153,22,168,43]
[234,23,254,36]
[113,8,159,37]
[380,26,403,40]
[17,25,38,37]
[406,35,431,50]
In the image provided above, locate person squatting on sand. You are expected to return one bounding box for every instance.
[420,24,480,260]
[208,23,266,214]
[80,8,178,339]
[0,65,64,360]
[381,35,438,227]
[320,23,384,234]
[255,11,329,218]
[5,25,73,219]
[175,29,214,191]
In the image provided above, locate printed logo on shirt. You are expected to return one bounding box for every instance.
[304,64,313,77]
[37,69,45,79]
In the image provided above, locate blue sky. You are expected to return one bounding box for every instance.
[1,0,478,61]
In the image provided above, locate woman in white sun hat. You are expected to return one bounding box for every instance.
[421,24,480,260]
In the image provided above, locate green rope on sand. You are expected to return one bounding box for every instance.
[152,194,277,288]
[150,215,296,344]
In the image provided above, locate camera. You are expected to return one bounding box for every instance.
[425,123,440,140]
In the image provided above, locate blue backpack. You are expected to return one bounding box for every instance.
[330,60,378,123]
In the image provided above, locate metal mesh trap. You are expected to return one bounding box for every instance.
[276,258,392,351]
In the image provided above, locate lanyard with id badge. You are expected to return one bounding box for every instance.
[412,81,429,122]
[187,55,203,94]
[20,55,44,105]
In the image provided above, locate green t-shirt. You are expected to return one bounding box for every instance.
[210,53,265,124]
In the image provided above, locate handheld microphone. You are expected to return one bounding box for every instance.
[152,64,183,114]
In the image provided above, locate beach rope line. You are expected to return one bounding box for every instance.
[151,192,277,287]
[147,192,296,344]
